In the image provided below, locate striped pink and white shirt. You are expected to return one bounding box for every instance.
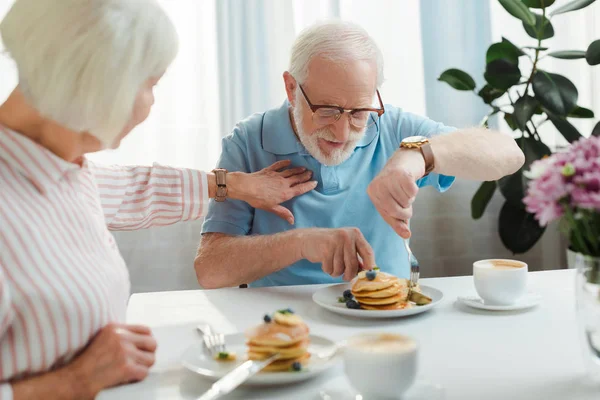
[0,126,208,399]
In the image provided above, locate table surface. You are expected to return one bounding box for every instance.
[98,270,599,400]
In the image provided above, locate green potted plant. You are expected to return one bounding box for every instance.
[438,0,600,255]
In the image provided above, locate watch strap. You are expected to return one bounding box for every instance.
[212,169,228,202]
[420,143,435,175]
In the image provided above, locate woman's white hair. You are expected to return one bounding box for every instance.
[0,0,178,145]
[288,20,384,87]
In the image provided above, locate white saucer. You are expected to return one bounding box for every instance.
[319,381,445,400]
[457,293,541,311]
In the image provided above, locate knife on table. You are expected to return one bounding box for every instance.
[197,353,280,400]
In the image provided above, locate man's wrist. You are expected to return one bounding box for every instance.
[394,148,426,179]
[226,172,246,201]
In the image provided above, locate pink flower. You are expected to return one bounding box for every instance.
[523,136,600,225]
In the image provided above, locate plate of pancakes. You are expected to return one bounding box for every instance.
[181,310,338,385]
[312,270,444,318]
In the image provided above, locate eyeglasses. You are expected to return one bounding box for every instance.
[298,85,385,129]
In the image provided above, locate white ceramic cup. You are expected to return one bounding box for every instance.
[473,259,528,305]
[343,333,418,398]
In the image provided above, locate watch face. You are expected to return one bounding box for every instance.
[402,135,428,144]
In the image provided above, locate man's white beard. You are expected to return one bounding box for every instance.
[292,96,366,166]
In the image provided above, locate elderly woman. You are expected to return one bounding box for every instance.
[0,1,316,398]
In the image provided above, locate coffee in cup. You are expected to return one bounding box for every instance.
[473,259,528,305]
[343,333,417,397]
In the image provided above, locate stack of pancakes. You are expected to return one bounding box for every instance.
[245,311,311,372]
[351,270,415,310]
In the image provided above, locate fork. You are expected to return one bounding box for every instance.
[197,324,227,357]
[403,239,419,288]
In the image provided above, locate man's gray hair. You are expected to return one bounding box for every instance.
[0,0,178,145]
[288,20,384,87]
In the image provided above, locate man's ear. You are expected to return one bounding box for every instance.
[283,71,297,106]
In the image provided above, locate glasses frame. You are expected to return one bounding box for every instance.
[298,85,385,128]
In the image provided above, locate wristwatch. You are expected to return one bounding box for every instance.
[212,168,228,202]
[400,136,435,175]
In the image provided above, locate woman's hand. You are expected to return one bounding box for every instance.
[66,323,157,398]
[229,160,317,224]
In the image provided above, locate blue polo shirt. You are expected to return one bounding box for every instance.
[202,101,455,287]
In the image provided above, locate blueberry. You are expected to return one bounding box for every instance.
[343,289,353,300]
[366,270,377,281]
[291,361,302,371]
[346,300,360,309]
[286,308,294,314]
[263,314,272,323]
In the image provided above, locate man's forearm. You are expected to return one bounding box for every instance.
[429,127,525,181]
[194,231,305,289]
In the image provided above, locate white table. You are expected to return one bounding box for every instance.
[99,270,599,400]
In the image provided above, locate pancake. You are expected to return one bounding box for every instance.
[351,271,399,293]
[351,281,401,298]
[261,353,311,372]
[354,292,405,305]
[360,301,412,311]
[248,338,310,360]
[246,310,311,372]
[245,318,309,347]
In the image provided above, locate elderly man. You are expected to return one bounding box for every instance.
[195,21,524,288]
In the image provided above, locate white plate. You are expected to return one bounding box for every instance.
[457,293,541,311]
[312,283,443,318]
[181,332,338,386]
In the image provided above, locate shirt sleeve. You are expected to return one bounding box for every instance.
[0,383,12,400]
[0,262,15,400]
[87,161,209,231]
[201,130,255,236]
[0,263,14,340]
[396,110,457,193]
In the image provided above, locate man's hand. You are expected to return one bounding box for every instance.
[229,160,317,224]
[367,149,425,238]
[299,228,376,281]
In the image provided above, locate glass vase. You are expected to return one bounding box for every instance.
[575,252,600,382]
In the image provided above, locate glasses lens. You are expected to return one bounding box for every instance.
[353,112,380,128]
[313,108,341,126]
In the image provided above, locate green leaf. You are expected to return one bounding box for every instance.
[487,39,525,64]
[478,85,505,104]
[504,113,518,130]
[523,13,554,40]
[568,106,595,118]
[472,181,497,219]
[547,50,587,59]
[499,0,537,25]
[438,69,477,91]
[484,58,522,90]
[592,121,600,136]
[548,114,583,143]
[498,168,525,206]
[498,137,551,206]
[522,46,549,50]
[513,95,539,131]
[498,201,546,254]
[522,0,556,7]
[532,71,578,116]
[586,39,600,66]
[550,0,596,16]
